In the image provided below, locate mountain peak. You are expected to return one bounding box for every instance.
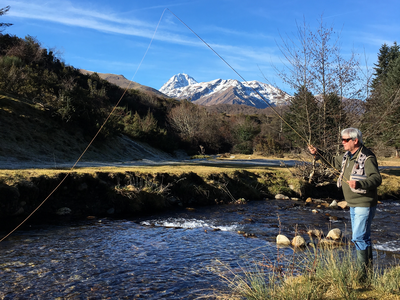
[159,74,290,108]
[159,73,198,93]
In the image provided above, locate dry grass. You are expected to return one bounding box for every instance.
[0,164,291,186]
[211,243,400,300]
[378,157,400,167]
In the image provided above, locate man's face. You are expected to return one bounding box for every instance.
[342,135,358,152]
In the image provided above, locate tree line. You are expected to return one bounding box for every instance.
[1,8,399,157]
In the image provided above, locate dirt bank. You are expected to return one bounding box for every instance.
[0,168,343,229]
[2,160,400,231]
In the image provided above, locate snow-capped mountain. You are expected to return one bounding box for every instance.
[159,73,290,108]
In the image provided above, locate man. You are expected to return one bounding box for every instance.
[308,128,382,282]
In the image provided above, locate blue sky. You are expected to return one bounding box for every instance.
[3,0,400,94]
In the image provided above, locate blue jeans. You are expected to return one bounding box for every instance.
[350,206,376,250]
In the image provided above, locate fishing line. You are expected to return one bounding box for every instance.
[1,8,350,243]
[0,9,167,243]
[167,9,345,178]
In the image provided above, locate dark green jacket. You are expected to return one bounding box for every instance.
[319,146,382,207]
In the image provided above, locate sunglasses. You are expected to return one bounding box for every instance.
[342,138,353,143]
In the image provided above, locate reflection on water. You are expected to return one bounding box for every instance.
[0,199,399,299]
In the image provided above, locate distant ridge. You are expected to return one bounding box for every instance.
[80,69,167,97]
[159,73,290,109]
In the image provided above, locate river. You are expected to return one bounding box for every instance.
[1,199,400,299]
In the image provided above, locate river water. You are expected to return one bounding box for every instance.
[1,199,400,299]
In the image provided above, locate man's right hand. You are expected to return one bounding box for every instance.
[308,145,317,155]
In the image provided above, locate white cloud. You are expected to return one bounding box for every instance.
[8,1,208,47]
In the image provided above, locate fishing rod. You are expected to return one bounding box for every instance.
[0,8,345,243]
[166,9,345,179]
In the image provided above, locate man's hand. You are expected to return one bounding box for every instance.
[308,145,317,155]
[347,180,358,189]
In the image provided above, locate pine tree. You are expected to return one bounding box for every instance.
[371,42,400,89]
[363,42,400,152]
[381,56,400,148]
[283,85,319,147]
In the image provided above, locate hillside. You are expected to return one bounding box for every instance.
[0,93,174,169]
[79,70,167,98]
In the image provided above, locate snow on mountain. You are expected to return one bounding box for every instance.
[159,73,289,109]
[160,73,198,92]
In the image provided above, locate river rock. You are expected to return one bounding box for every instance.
[275,194,289,200]
[276,234,291,245]
[337,201,348,209]
[292,235,306,247]
[56,207,72,216]
[329,215,338,221]
[306,197,313,203]
[326,228,342,240]
[307,229,323,238]
[329,200,338,208]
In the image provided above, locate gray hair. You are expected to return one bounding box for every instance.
[341,127,363,144]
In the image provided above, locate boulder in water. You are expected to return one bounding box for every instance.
[276,234,290,245]
[292,235,306,247]
[326,228,342,240]
[329,200,338,208]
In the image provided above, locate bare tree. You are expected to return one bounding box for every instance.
[167,100,204,143]
[275,15,361,151]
